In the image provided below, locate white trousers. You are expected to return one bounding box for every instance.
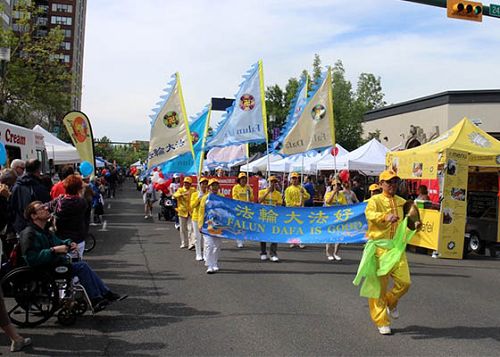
[204,234,221,269]
[192,220,204,259]
[179,216,193,247]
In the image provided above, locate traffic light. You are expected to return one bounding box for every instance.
[447,0,483,22]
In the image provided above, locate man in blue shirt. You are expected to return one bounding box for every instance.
[303,175,315,207]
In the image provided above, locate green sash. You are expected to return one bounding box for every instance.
[353,218,416,298]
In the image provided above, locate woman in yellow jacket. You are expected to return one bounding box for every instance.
[324,179,347,261]
[232,172,254,248]
[258,176,283,262]
[191,177,208,261]
[198,179,224,274]
[284,172,310,248]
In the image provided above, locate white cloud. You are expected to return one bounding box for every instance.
[82,0,500,141]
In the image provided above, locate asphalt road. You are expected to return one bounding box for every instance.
[3,180,500,356]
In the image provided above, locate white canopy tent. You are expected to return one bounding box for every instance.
[269,151,319,173]
[316,138,389,175]
[130,160,143,168]
[239,153,283,173]
[289,144,349,174]
[33,125,81,165]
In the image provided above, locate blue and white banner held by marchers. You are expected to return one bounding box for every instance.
[147,72,194,169]
[161,105,211,175]
[206,60,268,149]
[201,195,367,244]
[205,144,248,170]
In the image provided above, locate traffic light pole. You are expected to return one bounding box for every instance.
[402,0,495,17]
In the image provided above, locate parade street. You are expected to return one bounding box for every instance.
[5,181,500,356]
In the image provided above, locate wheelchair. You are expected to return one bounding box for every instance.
[1,255,95,327]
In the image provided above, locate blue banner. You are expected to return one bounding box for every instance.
[201,195,368,244]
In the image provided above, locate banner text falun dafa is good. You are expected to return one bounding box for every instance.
[201,195,368,244]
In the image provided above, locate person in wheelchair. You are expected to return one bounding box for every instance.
[19,201,125,311]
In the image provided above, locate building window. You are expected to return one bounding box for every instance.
[35,17,48,26]
[51,4,73,13]
[62,29,71,37]
[35,29,48,37]
[38,5,49,13]
[12,23,30,32]
[50,16,72,26]
[0,12,10,25]
[61,41,71,50]
[50,53,71,63]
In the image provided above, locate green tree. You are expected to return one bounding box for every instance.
[312,53,322,82]
[94,136,113,160]
[0,0,72,130]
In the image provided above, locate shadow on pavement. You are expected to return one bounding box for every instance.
[396,325,500,342]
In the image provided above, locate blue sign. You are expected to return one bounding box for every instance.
[201,195,368,244]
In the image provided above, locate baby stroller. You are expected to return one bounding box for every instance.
[158,192,175,221]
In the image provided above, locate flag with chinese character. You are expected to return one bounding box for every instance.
[147,73,194,169]
[161,105,211,175]
[206,61,267,149]
[280,69,335,155]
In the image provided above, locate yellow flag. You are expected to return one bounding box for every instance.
[63,111,95,169]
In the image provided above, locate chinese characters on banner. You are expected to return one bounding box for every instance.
[201,195,367,244]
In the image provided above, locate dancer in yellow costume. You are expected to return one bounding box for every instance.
[191,177,209,261]
[258,175,283,262]
[173,177,196,249]
[285,172,310,248]
[357,170,420,335]
[324,179,347,261]
[232,172,254,248]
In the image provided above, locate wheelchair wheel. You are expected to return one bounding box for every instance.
[57,307,76,326]
[73,298,88,316]
[84,233,96,253]
[1,267,59,327]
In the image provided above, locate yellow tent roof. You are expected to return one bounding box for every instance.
[391,117,500,168]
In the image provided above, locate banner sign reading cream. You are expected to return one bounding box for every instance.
[201,195,368,244]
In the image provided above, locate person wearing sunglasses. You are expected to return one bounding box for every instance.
[363,170,412,335]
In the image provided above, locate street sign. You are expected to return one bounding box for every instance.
[490,3,500,17]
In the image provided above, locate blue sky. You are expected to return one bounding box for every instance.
[81,0,500,141]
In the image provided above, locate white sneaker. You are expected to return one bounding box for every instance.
[333,254,342,261]
[378,326,392,335]
[270,256,279,262]
[195,256,203,261]
[144,215,149,219]
[237,242,244,248]
[289,244,295,248]
[260,254,268,261]
[180,244,186,249]
[299,244,305,249]
[90,223,98,226]
[387,307,399,319]
[206,268,215,274]
[327,255,335,261]
[432,251,439,259]
[213,266,219,272]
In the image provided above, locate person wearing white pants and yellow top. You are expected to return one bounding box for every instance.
[258,176,283,262]
[231,172,254,248]
[363,170,416,335]
[173,177,196,249]
[285,172,310,248]
[324,179,347,261]
[199,179,224,274]
[191,177,208,261]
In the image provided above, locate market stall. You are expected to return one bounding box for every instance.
[33,125,81,165]
[387,117,500,259]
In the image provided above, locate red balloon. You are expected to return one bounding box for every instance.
[339,170,350,183]
[331,146,339,156]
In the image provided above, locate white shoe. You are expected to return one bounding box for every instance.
[260,254,268,261]
[378,326,391,335]
[387,307,399,319]
[237,242,244,248]
[195,256,203,261]
[289,244,295,248]
[299,244,305,249]
[144,215,149,219]
[180,244,186,249]
[206,268,215,274]
[270,256,279,262]
[90,223,98,226]
[213,266,219,272]
[432,251,439,258]
[327,255,335,261]
[333,254,342,261]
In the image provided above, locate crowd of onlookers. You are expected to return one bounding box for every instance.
[0,159,125,352]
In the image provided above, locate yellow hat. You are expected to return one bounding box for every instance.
[237,172,247,180]
[199,177,209,184]
[290,172,300,178]
[183,177,193,184]
[369,183,381,191]
[379,170,399,182]
[208,178,219,186]
[268,175,278,182]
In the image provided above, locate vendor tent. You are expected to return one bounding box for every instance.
[239,153,283,173]
[33,125,80,165]
[269,151,319,173]
[388,117,500,170]
[316,138,389,175]
[290,144,349,174]
[130,160,143,167]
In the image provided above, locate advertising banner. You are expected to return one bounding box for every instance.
[213,176,258,201]
[387,151,437,180]
[62,111,95,171]
[410,209,440,250]
[201,195,368,244]
[437,149,468,259]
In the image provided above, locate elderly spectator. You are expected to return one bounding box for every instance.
[10,159,25,178]
[10,159,51,233]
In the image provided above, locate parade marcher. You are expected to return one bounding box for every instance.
[191,177,209,261]
[342,180,359,204]
[367,183,382,198]
[356,170,420,335]
[170,174,182,230]
[231,172,254,248]
[324,179,347,261]
[303,175,315,207]
[198,179,224,274]
[141,178,155,219]
[258,175,282,262]
[173,176,196,249]
[10,159,51,233]
[285,172,310,248]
